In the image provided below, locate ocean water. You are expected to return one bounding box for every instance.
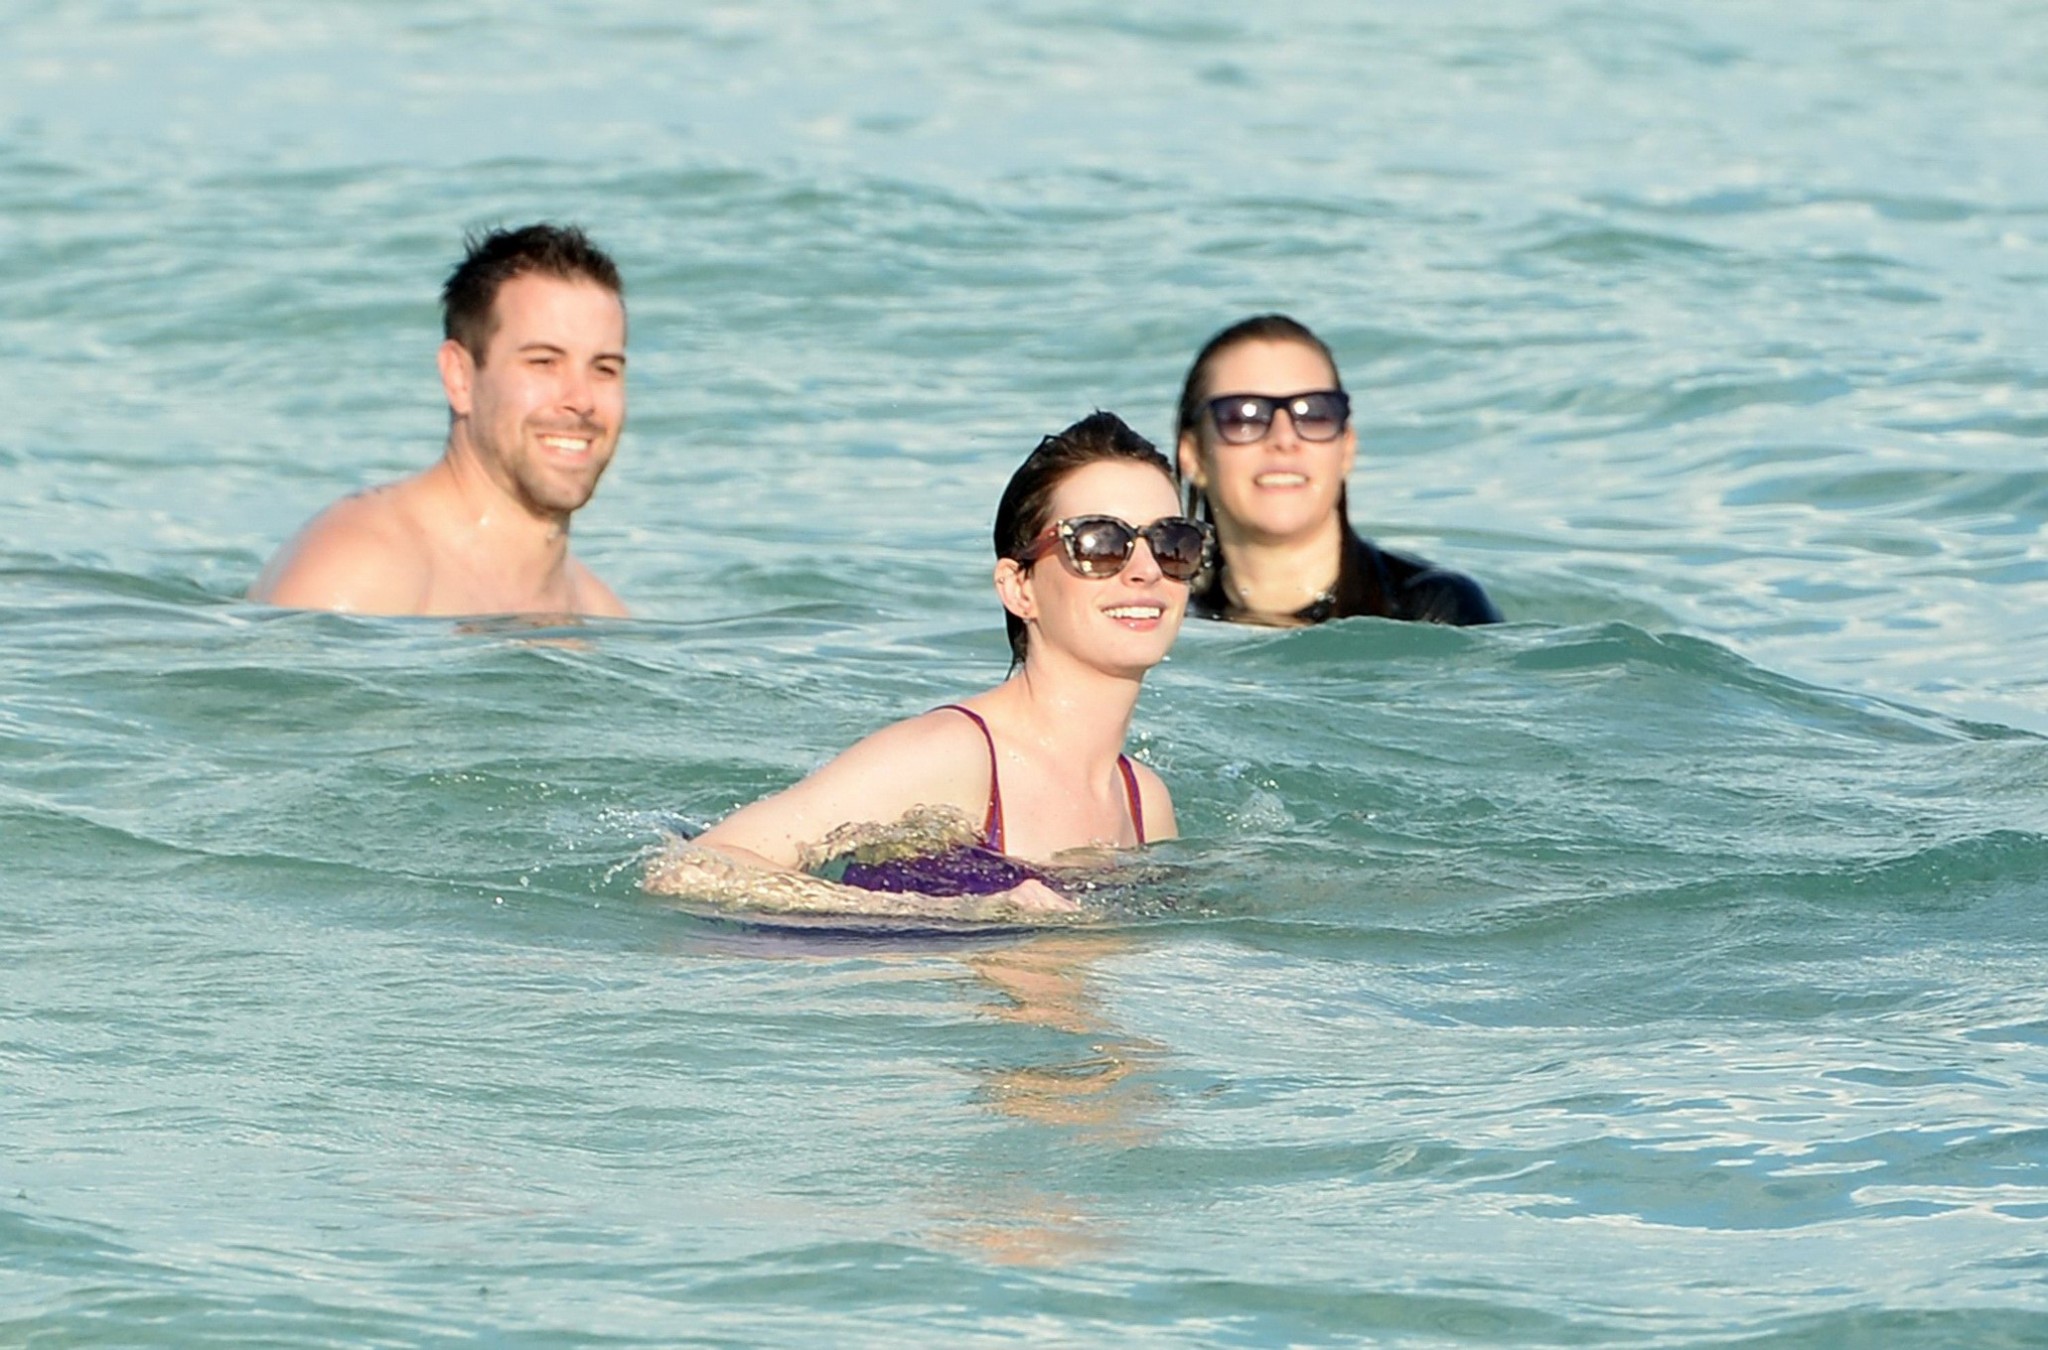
[5,1,2048,1344]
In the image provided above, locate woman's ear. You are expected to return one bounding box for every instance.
[1177,431,1207,489]
[993,557,1036,622]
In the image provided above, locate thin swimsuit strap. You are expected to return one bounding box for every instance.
[938,704,1006,851]
[1116,754,1146,845]
[936,705,1146,852]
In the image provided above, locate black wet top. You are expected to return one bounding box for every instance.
[1189,527,1501,627]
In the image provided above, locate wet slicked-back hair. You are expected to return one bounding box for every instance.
[1174,313,1348,524]
[441,223,624,364]
[993,410,1176,665]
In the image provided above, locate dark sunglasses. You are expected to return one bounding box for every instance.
[1205,389,1351,444]
[1017,514,1213,583]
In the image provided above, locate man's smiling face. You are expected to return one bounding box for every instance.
[448,271,627,519]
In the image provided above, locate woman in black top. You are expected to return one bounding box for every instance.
[1175,314,1500,627]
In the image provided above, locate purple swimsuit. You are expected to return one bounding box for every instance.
[830,705,1146,896]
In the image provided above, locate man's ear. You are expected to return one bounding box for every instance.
[1177,431,1207,489]
[438,338,476,417]
[994,557,1036,622]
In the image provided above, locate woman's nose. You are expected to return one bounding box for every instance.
[1265,406,1306,449]
[1124,536,1165,582]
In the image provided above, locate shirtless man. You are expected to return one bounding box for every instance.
[250,224,630,617]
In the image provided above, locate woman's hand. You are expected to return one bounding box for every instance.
[986,877,1082,917]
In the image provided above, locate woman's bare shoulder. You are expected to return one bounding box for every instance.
[1128,756,1179,840]
[693,702,998,867]
[829,704,993,778]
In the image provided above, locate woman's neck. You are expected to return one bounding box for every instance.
[1214,513,1347,617]
[990,655,1142,767]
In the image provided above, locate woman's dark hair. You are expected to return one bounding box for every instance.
[993,410,1176,665]
[442,223,624,364]
[1173,313,1347,525]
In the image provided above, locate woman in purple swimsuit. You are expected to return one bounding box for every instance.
[647,411,1211,919]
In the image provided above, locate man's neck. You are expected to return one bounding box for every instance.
[432,435,572,549]
[399,436,579,611]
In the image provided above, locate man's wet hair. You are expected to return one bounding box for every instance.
[441,223,624,364]
[993,410,1176,666]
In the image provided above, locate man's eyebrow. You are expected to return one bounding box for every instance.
[513,341,625,363]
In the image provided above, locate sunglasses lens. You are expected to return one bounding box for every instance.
[1210,397,1273,444]
[1289,392,1348,441]
[1210,392,1350,443]
[1044,516,1209,582]
[1063,517,1137,575]
[1145,520,1209,580]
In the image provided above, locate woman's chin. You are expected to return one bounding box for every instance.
[1221,498,1338,543]
[1097,628,1180,676]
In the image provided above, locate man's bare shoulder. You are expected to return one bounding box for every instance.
[248,482,434,614]
[566,556,630,618]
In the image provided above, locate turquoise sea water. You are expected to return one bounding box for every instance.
[6,2,2048,1344]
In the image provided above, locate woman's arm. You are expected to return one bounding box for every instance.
[692,712,986,866]
[643,838,1078,920]
[646,710,1079,916]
